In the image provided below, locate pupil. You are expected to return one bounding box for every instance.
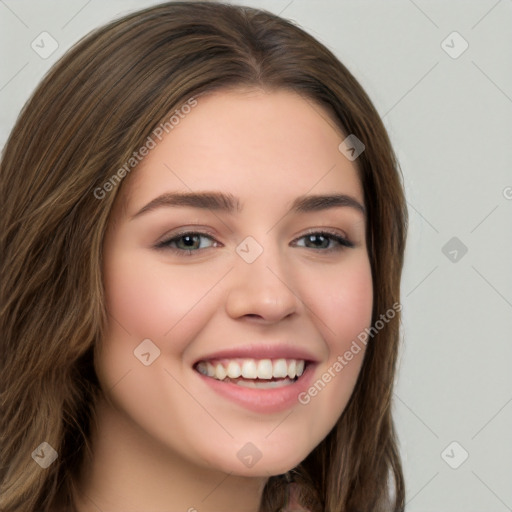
[309,234,327,248]
[182,235,198,248]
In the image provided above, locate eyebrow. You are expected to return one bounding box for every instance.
[131,191,366,219]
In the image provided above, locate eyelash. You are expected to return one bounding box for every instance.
[155,229,354,255]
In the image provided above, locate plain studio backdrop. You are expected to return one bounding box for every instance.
[1,1,511,510]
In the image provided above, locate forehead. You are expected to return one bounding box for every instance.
[120,88,363,215]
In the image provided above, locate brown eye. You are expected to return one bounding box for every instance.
[304,234,330,249]
[293,231,354,252]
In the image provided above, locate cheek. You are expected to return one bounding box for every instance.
[102,248,224,347]
[306,255,373,347]
[295,255,373,422]
[331,265,373,344]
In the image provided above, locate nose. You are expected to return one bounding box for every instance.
[224,243,300,324]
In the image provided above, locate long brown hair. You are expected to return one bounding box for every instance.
[0,2,407,510]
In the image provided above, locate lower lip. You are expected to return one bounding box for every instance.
[195,363,316,413]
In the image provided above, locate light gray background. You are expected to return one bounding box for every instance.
[1,1,511,510]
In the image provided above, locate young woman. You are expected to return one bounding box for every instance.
[0,2,407,511]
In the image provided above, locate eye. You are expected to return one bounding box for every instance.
[156,231,219,254]
[292,230,354,252]
[155,229,354,256]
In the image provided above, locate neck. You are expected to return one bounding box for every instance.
[73,396,267,512]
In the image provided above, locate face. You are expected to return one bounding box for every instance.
[99,88,373,477]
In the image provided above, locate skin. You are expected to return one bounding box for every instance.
[75,88,373,512]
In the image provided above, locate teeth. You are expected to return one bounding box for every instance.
[215,363,226,380]
[273,358,288,378]
[226,361,242,378]
[287,360,296,379]
[196,362,208,376]
[241,360,258,379]
[257,359,273,379]
[236,378,294,389]
[196,358,307,381]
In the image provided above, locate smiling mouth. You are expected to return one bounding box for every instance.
[195,358,307,389]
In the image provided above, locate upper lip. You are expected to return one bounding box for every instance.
[193,344,320,365]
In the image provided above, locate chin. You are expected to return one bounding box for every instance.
[197,439,314,478]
